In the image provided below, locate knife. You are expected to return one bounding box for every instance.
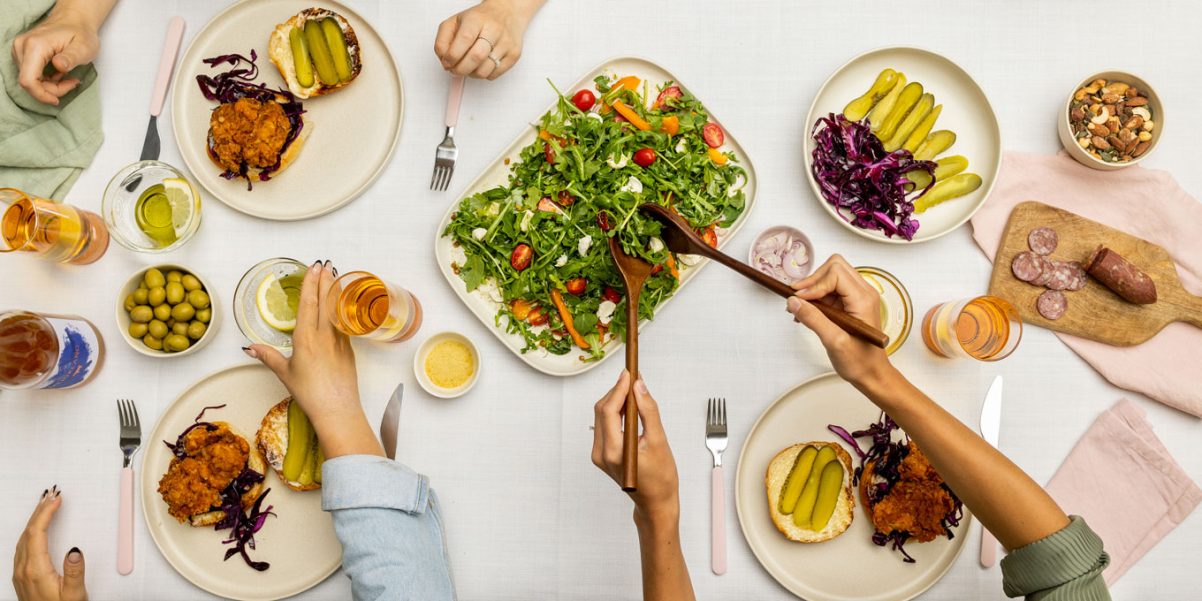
[125,17,185,191]
[380,383,403,460]
[979,375,1003,568]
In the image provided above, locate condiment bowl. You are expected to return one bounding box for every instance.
[413,331,480,399]
[102,160,202,253]
[1058,71,1162,170]
[115,264,218,358]
[748,225,815,284]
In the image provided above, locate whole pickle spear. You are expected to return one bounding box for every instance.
[843,69,897,122]
[282,399,313,482]
[320,18,353,82]
[876,82,923,141]
[288,27,315,88]
[304,20,339,86]
[884,93,933,151]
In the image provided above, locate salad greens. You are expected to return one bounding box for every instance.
[444,74,748,361]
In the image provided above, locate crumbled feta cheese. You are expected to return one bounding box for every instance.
[471,228,487,240]
[556,254,568,267]
[586,112,603,122]
[486,202,500,216]
[648,237,664,253]
[675,138,687,153]
[477,280,504,303]
[519,211,534,232]
[578,235,593,256]
[450,244,467,265]
[606,154,628,169]
[619,176,643,194]
[597,300,617,324]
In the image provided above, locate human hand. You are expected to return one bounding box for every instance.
[434,0,543,80]
[245,261,383,459]
[591,371,680,523]
[12,487,86,601]
[11,6,102,105]
[786,255,893,387]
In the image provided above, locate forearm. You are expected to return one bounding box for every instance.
[486,0,546,20]
[633,502,695,601]
[313,410,384,459]
[855,367,1069,551]
[50,0,117,31]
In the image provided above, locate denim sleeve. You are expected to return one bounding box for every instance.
[321,455,455,601]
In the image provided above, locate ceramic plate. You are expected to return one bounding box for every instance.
[171,0,402,220]
[803,47,1001,243]
[140,364,341,600]
[433,56,758,377]
[735,373,970,601]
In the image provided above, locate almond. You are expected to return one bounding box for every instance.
[1133,141,1151,157]
[1127,96,1148,107]
[1092,135,1111,150]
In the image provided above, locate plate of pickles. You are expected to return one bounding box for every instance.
[171,0,403,221]
[803,47,1001,244]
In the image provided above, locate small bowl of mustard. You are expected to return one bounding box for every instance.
[414,332,480,398]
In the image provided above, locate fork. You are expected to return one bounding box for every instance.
[117,399,142,576]
[430,75,465,191]
[706,398,728,575]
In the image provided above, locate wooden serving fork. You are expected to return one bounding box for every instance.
[607,236,654,492]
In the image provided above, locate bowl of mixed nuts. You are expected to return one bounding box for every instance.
[1059,71,1161,170]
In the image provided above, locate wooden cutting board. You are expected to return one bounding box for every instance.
[987,201,1202,346]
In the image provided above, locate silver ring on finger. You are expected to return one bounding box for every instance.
[489,53,502,69]
[477,35,495,51]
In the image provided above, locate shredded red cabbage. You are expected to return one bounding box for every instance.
[195,50,305,188]
[828,413,964,563]
[810,113,936,240]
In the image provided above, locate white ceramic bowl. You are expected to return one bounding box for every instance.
[116,264,218,358]
[413,332,480,399]
[1058,71,1162,170]
[748,225,815,283]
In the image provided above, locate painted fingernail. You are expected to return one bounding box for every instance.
[331,265,338,276]
[54,489,60,498]
[311,260,322,269]
[242,346,257,359]
[42,488,48,498]
[67,548,81,562]
[787,297,801,312]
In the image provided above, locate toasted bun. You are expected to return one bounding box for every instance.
[205,112,311,180]
[187,422,267,527]
[256,397,321,492]
[765,442,855,543]
[268,8,362,99]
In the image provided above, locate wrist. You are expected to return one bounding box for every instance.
[51,0,112,32]
[851,363,906,404]
[633,496,680,532]
[313,413,384,459]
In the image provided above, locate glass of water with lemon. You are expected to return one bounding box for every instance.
[102,161,201,252]
[234,258,307,350]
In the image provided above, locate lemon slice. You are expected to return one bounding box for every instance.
[161,178,196,226]
[256,273,301,332]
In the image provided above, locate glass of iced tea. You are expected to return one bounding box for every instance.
[921,295,1022,361]
[1,188,109,264]
[325,271,422,342]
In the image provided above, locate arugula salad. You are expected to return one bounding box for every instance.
[444,73,749,361]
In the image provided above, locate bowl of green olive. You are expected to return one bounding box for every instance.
[116,265,217,357]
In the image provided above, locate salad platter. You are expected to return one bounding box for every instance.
[434,56,758,377]
[804,46,1001,244]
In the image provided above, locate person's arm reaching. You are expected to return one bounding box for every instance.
[11,0,116,105]
[247,261,454,601]
[787,255,1109,599]
[592,371,695,601]
[433,0,545,80]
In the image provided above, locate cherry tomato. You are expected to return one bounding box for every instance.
[544,143,556,164]
[571,89,596,111]
[596,211,612,232]
[700,225,718,248]
[650,263,663,275]
[612,113,628,123]
[633,148,657,167]
[510,243,533,271]
[556,190,575,206]
[702,122,725,148]
[510,299,534,321]
[602,287,622,303]
[566,278,587,295]
[528,307,549,326]
[654,85,683,110]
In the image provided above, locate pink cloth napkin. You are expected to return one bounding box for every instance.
[1044,399,1202,584]
[970,151,1202,417]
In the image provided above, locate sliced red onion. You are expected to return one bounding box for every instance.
[752,231,810,283]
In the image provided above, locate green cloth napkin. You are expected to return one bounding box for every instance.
[0,0,103,200]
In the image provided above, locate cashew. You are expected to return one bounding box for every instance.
[1090,106,1110,124]
[1138,131,1152,141]
[1078,136,1091,149]
[1131,107,1151,120]
[1143,120,1155,131]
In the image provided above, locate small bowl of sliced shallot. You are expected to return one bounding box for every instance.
[749,225,814,285]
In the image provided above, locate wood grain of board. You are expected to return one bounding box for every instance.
[987,201,1202,346]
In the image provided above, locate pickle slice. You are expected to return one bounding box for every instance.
[876,82,923,141]
[792,446,837,529]
[298,429,318,486]
[289,27,315,88]
[282,399,313,482]
[321,18,353,82]
[778,446,817,515]
[907,154,968,190]
[304,20,339,86]
[884,93,933,151]
[809,461,845,531]
[914,173,982,213]
[866,74,907,133]
[903,105,942,153]
[913,130,957,161]
[843,68,897,122]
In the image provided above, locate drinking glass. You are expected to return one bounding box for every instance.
[1,188,109,264]
[102,161,201,253]
[234,257,307,350]
[921,295,1022,361]
[856,266,913,356]
[325,271,423,342]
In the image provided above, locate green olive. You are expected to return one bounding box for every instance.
[130,305,153,323]
[148,286,166,307]
[123,294,136,312]
[142,334,163,350]
[153,303,171,322]
[172,322,189,336]
[165,334,190,352]
[132,288,149,305]
[167,270,183,283]
[144,268,166,288]
[187,321,207,340]
[166,282,185,305]
[137,281,148,291]
[171,303,195,322]
[128,322,149,338]
[148,320,168,339]
[195,308,211,324]
[182,274,202,292]
[187,289,210,310]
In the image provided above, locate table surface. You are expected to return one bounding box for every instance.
[3,1,1200,599]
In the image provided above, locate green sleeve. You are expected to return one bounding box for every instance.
[1000,515,1111,600]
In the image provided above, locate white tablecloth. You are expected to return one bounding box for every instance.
[2,1,1199,599]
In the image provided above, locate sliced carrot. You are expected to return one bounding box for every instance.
[611,100,651,131]
[612,76,640,92]
[661,115,679,136]
[707,146,728,165]
[665,253,680,280]
[538,129,551,141]
[550,289,590,350]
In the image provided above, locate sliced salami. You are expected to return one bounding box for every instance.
[1028,227,1059,256]
[1037,289,1068,320]
[1031,255,1056,287]
[1011,251,1043,283]
[1065,261,1088,291]
[1046,262,1076,291]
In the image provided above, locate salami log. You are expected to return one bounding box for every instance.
[1083,246,1157,304]
[1027,227,1058,256]
[1037,289,1068,320]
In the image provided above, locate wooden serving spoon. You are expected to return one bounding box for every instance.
[639,204,889,349]
[607,236,654,492]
